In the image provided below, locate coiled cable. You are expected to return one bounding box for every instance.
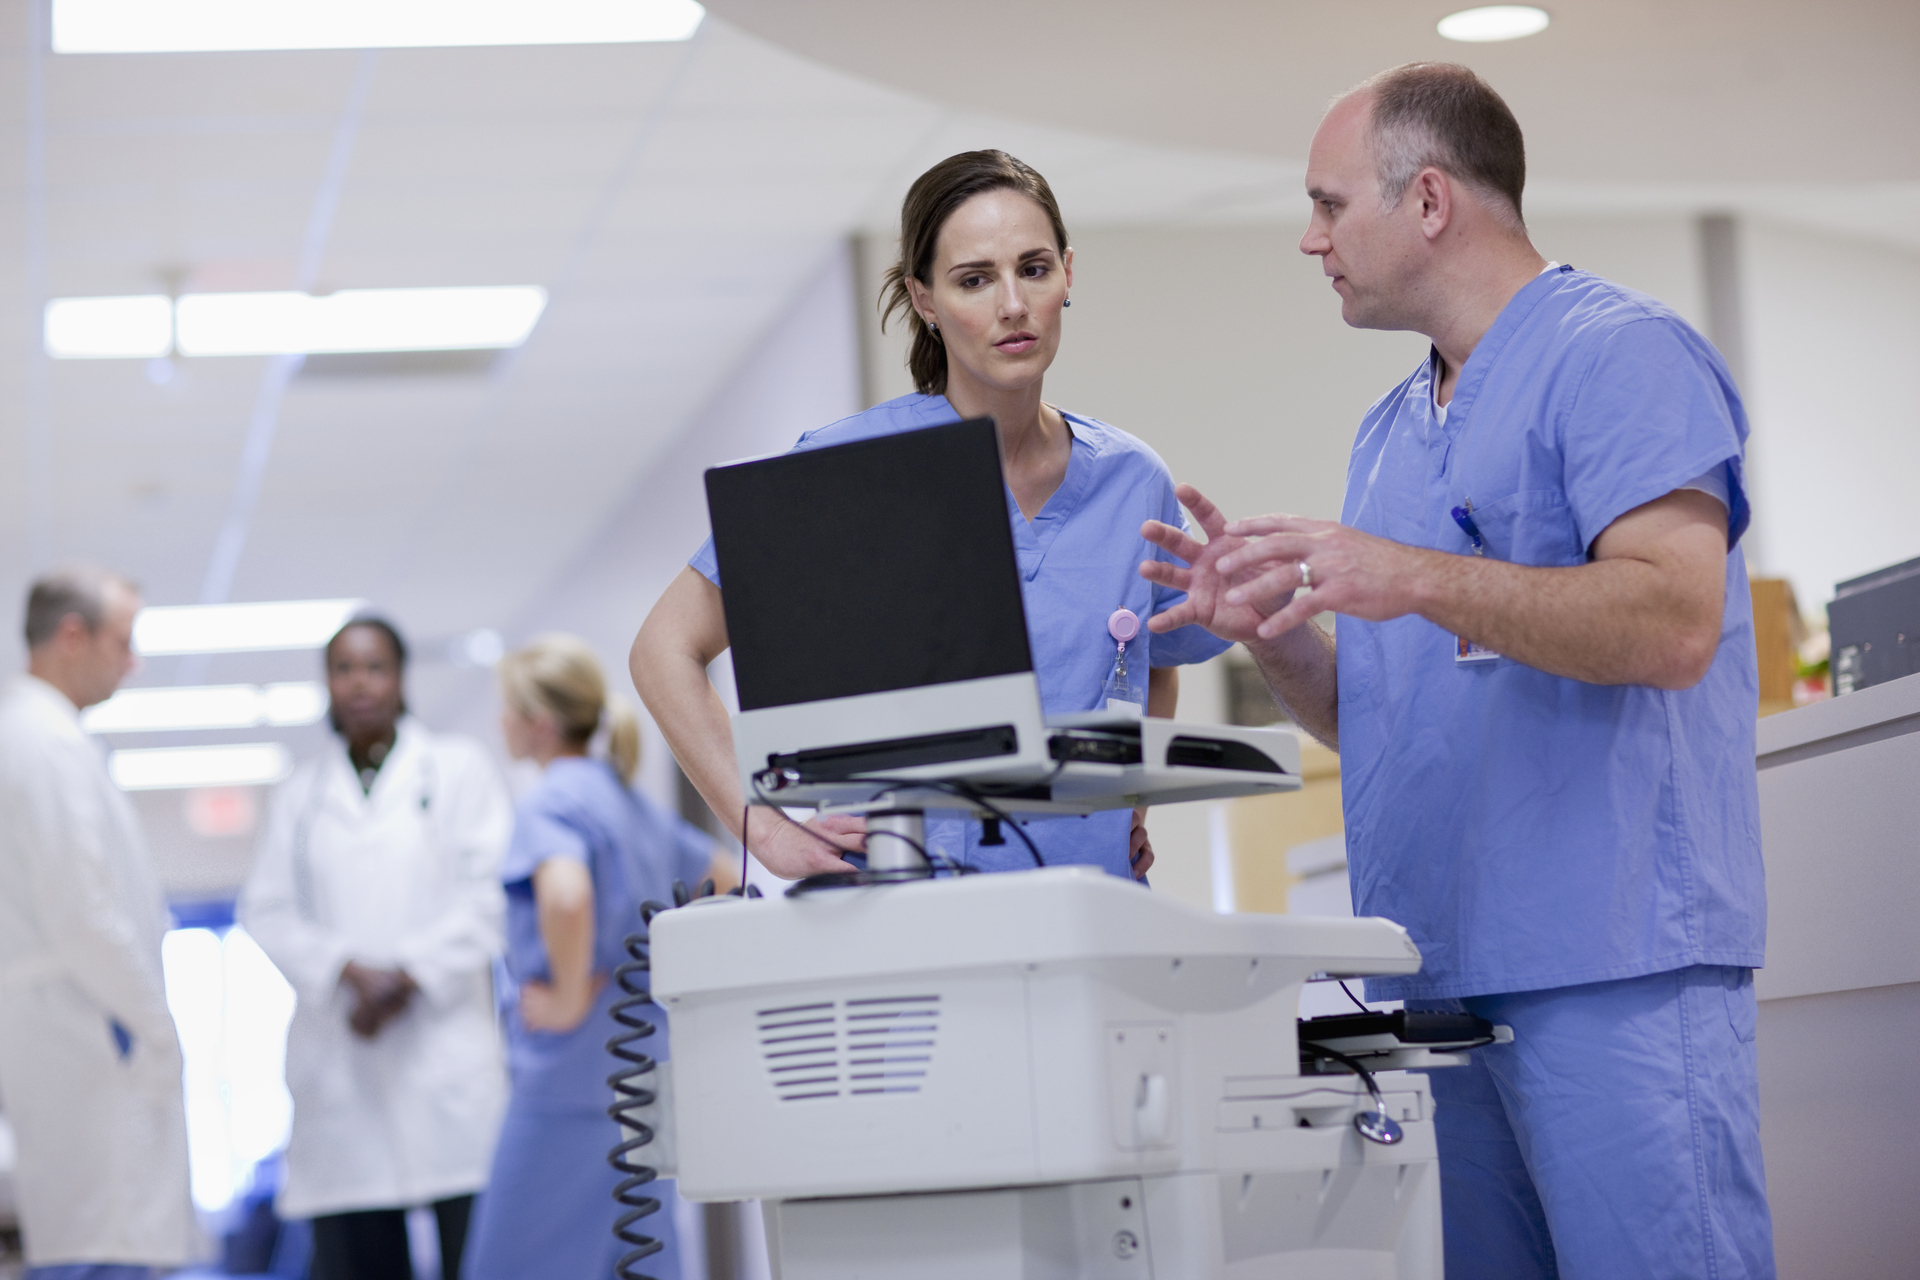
[606,899,669,1280]
[606,881,762,1278]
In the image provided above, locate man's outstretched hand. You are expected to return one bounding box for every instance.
[1142,483,1431,643]
[1139,484,1305,642]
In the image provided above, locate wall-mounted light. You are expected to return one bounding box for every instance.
[1437,5,1551,42]
[133,599,366,656]
[53,0,705,54]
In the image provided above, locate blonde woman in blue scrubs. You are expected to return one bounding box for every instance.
[633,149,1228,882]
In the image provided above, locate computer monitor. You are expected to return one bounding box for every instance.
[705,417,1055,801]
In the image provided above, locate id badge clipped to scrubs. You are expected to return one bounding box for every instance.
[1101,608,1146,714]
[1450,501,1502,664]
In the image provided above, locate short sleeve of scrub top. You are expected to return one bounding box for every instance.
[686,393,1230,877]
[502,797,590,887]
[1555,316,1750,550]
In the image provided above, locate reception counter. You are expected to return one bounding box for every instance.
[1754,672,1920,1277]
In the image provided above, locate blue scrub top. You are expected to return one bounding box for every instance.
[691,393,1230,876]
[1340,266,1765,1001]
[500,757,713,1107]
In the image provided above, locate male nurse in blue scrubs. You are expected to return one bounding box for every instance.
[1143,63,1774,1278]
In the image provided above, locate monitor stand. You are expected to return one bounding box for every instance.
[865,805,929,872]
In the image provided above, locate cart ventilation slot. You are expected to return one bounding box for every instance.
[756,995,940,1102]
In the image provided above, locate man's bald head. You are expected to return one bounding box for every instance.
[23,565,143,710]
[25,565,139,649]
[1341,62,1528,231]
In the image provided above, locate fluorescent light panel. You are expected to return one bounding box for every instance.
[45,294,172,358]
[83,682,328,734]
[53,0,704,54]
[46,288,545,360]
[134,599,365,656]
[111,743,293,791]
[1437,5,1551,42]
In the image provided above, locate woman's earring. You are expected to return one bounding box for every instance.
[1062,297,1073,308]
[927,319,939,334]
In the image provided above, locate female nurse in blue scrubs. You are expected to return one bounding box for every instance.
[466,634,727,1280]
[632,149,1229,882]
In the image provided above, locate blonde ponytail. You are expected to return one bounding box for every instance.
[603,695,641,786]
[498,633,640,785]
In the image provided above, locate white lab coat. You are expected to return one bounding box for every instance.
[0,675,197,1267]
[239,718,512,1219]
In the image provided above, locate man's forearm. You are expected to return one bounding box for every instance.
[1415,549,1720,689]
[1247,621,1339,749]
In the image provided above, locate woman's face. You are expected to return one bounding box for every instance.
[326,625,403,744]
[908,189,1072,399]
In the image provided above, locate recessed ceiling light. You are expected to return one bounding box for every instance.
[47,287,546,360]
[1437,5,1550,42]
[83,682,329,734]
[133,599,367,656]
[110,742,293,791]
[53,0,705,55]
[44,295,173,358]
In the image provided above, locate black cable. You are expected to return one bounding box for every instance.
[835,773,1052,869]
[604,918,666,1280]
[745,764,1061,874]
[1338,979,1372,1014]
[739,799,750,894]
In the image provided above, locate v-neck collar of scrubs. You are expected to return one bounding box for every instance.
[1427,264,1571,459]
[1008,411,1092,582]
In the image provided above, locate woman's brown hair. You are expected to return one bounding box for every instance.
[880,150,1071,397]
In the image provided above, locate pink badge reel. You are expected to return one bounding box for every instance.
[1108,608,1141,644]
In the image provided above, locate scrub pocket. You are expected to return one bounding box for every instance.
[1455,489,1582,567]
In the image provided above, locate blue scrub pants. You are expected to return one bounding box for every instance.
[1411,966,1774,1279]
[466,1103,681,1280]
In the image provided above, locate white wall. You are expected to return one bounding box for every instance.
[431,243,864,809]
[1528,214,1706,329]
[1743,220,1920,605]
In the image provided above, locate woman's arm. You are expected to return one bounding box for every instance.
[631,567,864,879]
[519,857,600,1032]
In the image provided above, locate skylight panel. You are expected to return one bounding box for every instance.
[173,287,547,356]
[53,0,705,54]
[44,295,172,358]
[110,743,294,790]
[83,682,330,734]
[132,599,367,656]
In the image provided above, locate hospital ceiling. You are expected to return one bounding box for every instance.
[1,0,1915,702]
[706,0,1920,185]
[0,10,1300,689]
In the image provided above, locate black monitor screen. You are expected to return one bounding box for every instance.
[705,418,1034,712]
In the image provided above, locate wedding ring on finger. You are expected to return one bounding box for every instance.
[1298,561,1314,591]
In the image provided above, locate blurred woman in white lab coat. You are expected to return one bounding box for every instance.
[240,617,512,1280]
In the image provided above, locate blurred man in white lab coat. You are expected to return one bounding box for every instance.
[240,617,511,1280]
[0,567,197,1280]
